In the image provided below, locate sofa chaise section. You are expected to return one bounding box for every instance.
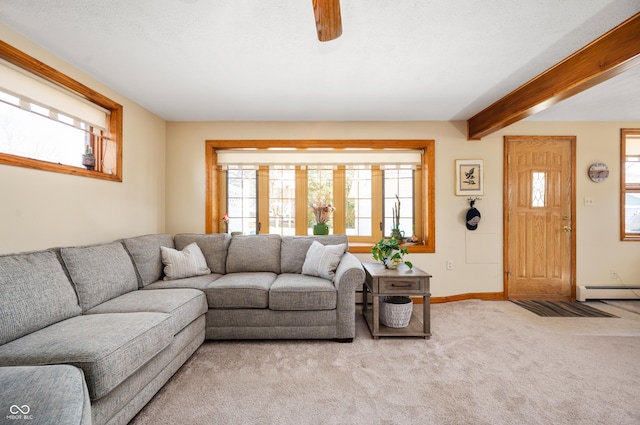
[0,241,207,425]
[0,365,91,425]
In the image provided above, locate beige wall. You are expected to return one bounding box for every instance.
[165,120,640,297]
[0,25,167,254]
[2,23,638,298]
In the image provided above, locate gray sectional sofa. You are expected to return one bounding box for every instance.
[0,233,364,425]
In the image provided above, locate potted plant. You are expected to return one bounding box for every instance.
[311,202,335,235]
[371,237,413,270]
[390,194,404,242]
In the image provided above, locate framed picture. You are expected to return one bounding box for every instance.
[455,159,484,196]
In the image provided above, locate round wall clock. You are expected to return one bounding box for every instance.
[588,163,609,182]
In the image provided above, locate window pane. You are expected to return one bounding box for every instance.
[269,167,296,236]
[625,193,640,234]
[0,102,87,167]
[532,172,546,207]
[383,169,413,238]
[625,160,640,185]
[226,169,257,235]
[308,166,334,234]
[346,166,372,236]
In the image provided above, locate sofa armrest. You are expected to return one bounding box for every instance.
[333,252,365,340]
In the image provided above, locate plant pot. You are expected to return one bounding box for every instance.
[82,154,95,170]
[390,228,404,243]
[379,296,413,328]
[382,249,401,269]
[313,223,329,235]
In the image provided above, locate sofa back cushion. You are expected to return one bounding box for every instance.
[60,242,138,312]
[0,250,81,345]
[123,234,175,287]
[226,234,282,274]
[281,235,348,274]
[174,233,231,274]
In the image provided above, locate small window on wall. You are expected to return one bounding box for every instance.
[621,128,640,241]
[0,41,123,181]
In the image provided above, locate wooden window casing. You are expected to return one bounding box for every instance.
[621,128,640,241]
[206,140,435,253]
[0,41,123,182]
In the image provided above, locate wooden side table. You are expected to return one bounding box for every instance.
[362,262,431,339]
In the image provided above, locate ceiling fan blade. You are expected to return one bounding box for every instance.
[312,0,342,42]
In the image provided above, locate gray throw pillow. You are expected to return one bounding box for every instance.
[161,243,211,280]
[301,241,346,281]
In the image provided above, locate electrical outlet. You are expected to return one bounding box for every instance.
[446,260,453,270]
[610,269,618,280]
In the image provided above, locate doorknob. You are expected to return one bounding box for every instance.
[563,225,572,233]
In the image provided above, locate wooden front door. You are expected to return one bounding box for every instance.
[504,136,576,300]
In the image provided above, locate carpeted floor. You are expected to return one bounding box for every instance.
[603,300,640,315]
[511,300,618,317]
[130,300,640,425]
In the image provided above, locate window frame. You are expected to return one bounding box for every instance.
[0,41,123,182]
[205,140,435,253]
[621,128,640,241]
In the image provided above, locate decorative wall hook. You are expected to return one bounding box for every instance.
[467,197,482,208]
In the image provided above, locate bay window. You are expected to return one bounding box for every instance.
[206,140,435,253]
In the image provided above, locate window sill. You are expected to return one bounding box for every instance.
[348,242,434,254]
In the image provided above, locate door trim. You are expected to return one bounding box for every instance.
[503,136,577,301]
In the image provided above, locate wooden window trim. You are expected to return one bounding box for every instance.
[621,128,640,241]
[206,140,435,253]
[0,41,123,182]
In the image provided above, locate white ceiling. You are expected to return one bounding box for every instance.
[0,0,639,125]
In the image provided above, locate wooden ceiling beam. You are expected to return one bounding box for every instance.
[467,12,640,140]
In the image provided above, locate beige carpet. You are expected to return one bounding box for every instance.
[130,300,640,425]
[603,300,640,316]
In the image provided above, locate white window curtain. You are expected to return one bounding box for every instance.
[217,148,422,168]
[0,59,108,133]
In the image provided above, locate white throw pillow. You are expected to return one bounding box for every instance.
[160,243,211,280]
[301,241,346,281]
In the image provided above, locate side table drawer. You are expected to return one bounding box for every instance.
[380,278,424,293]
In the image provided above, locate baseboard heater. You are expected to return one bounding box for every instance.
[577,285,640,302]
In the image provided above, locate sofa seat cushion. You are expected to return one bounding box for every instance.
[0,365,91,425]
[60,242,139,312]
[204,272,277,308]
[269,273,337,311]
[85,289,208,335]
[0,312,172,400]
[0,250,81,345]
[144,273,222,290]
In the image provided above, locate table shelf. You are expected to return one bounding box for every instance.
[362,262,431,339]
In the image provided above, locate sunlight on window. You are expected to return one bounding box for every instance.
[346,166,372,236]
[0,102,86,167]
[227,168,257,235]
[269,167,296,236]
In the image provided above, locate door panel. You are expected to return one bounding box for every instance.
[505,137,575,300]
